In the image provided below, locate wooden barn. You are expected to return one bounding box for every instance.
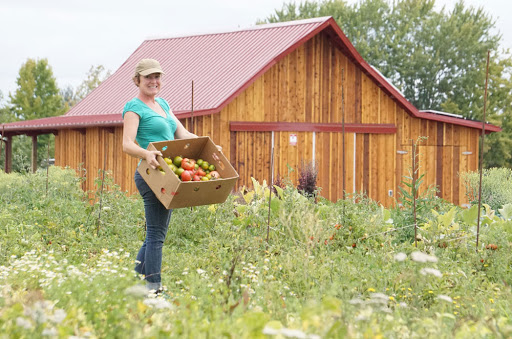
[1,17,500,206]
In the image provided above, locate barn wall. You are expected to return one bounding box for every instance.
[54,31,481,206]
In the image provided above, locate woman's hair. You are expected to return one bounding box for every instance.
[132,73,141,87]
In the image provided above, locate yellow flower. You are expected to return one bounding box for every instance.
[490,299,494,304]
[454,311,458,315]
[367,288,376,292]
[408,288,412,291]
[389,296,395,301]
[428,291,434,294]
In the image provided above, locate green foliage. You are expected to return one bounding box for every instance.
[297,159,319,198]
[61,65,111,109]
[263,0,512,167]
[1,170,512,337]
[9,58,66,121]
[462,167,512,211]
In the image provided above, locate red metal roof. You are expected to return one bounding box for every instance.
[0,16,500,134]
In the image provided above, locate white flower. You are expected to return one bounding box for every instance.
[16,317,33,329]
[125,284,149,297]
[262,326,280,335]
[420,268,443,278]
[410,251,438,263]
[196,268,206,275]
[50,309,67,323]
[143,298,173,309]
[437,295,453,303]
[42,327,58,336]
[394,252,407,262]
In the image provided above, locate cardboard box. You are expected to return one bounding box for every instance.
[137,137,239,209]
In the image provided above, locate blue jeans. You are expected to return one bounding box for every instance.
[134,170,172,290]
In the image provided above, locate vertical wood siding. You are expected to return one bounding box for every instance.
[54,32,481,206]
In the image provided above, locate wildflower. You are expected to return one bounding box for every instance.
[50,309,67,324]
[438,295,453,303]
[143,298,173,309]
[394,253,407,262]
[367,288,376,292]
[410,251,438,263]
[196,268,206,275]
[389,296,395,301]
[42,327,58,336]
[428,291,434,294]
[125,284,149,297]
[16,317,33,330]
[420,268,443,278]
[490,299,494,304]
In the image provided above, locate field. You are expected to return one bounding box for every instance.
[1,167,511,338]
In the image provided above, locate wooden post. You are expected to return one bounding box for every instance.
[31,135,38,173]
[5,135,12,173]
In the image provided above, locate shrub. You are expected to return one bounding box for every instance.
[297,160,318,198]
[461,167,512,211]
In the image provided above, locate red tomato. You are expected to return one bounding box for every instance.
[181,158,196,170]
[180,170,192,181]
[197,168,206,177]
[193,175,201,181]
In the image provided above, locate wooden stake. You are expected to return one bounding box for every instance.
[476,50,491,251]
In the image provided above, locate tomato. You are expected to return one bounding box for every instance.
[201,161,210,170]
[164,157,173,165]
[180,170,192,181]
[176,167,185,176]
[193,175,201,181]
[209,170,220,179]
[208,164,216,171]
[173,156,183,167]
[197,159,204,166]
[181,158,196,170]
[197,168,206,177]
[201,176,209,181]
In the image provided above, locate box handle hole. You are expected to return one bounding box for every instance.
[216,185,222,190]
[194,187,200,192]
[146,168,151,175]
[184,143,190,149]
[162,146,168,151]
[161,187,166,194]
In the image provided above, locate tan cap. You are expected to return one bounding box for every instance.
[135,59,165,76]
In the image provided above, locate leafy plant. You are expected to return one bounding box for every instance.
[462,167,512,212]
[297,159,318,198]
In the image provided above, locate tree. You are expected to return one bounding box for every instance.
[7,58,65,171]
[263,0,512,167]
[62,65,111,109]
[9,58,66,120]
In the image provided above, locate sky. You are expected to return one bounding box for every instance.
[0,0,510,102]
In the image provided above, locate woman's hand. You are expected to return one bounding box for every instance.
[145,150,163,170]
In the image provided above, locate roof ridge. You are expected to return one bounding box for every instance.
[146,16,332,41]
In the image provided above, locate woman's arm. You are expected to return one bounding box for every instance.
[122,111,162,169]
[171,112,198,139]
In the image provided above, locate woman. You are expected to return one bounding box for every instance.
[122,58,197,292]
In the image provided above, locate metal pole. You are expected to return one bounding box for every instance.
[412,139,417,248]
[191,80,195,135]
[97,134,108,235]
[341,68,346,218]
[476,50,490,251]
[266,131,275,245]
[46,140,50,195]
